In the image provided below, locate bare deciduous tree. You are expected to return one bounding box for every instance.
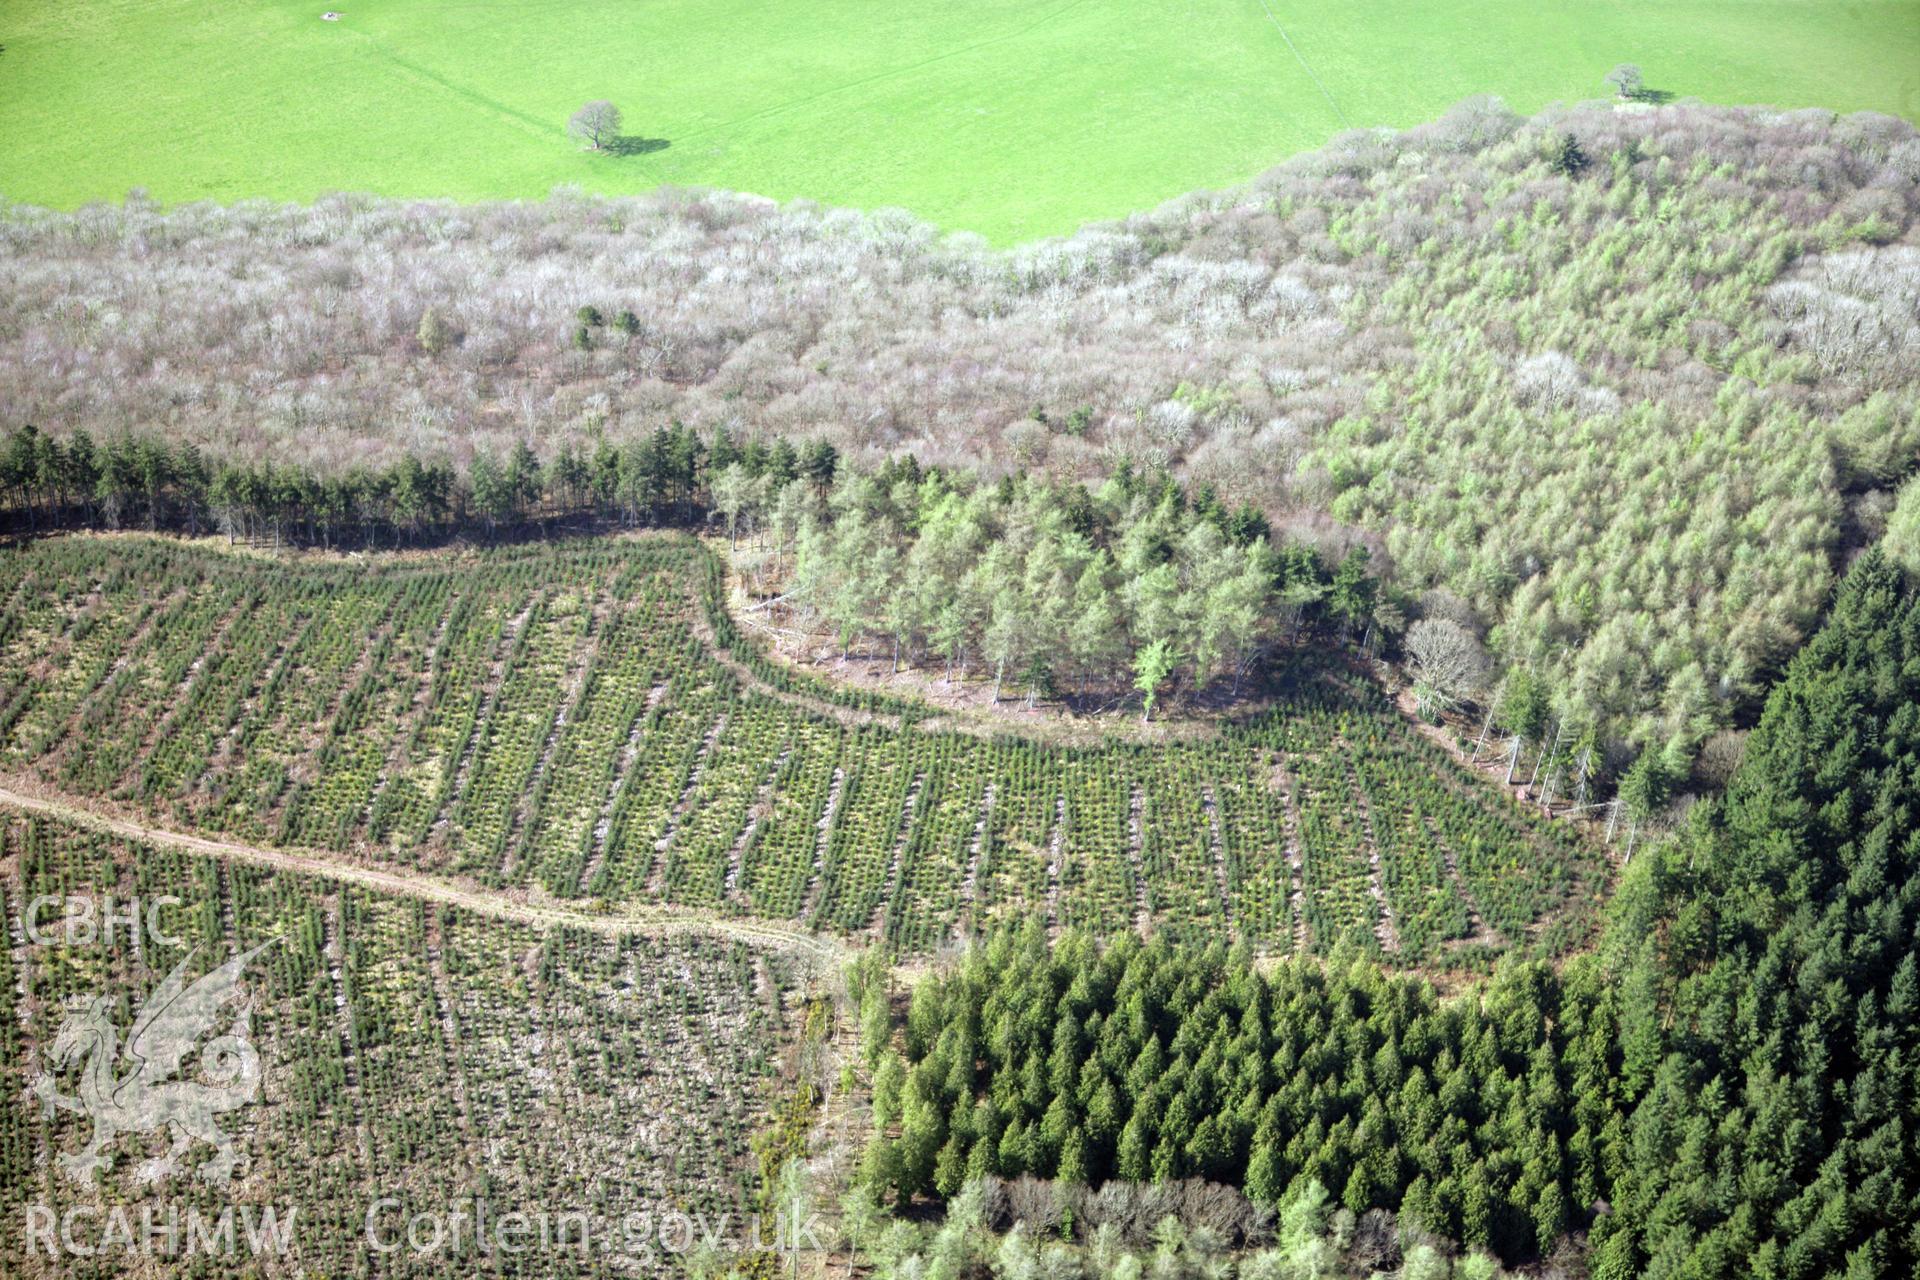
[1405,617,1489,719]
[568,100,622,151]
[1765,246,1920,385]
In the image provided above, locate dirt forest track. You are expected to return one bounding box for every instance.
[0,776,851,969]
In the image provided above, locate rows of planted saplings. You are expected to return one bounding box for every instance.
[0,536,709,862]
[277,574,460,852]
[1344,704,1600,958]
[439,919,794,1243]
[0,879,29,1214]
[0,810,795,1278]
[967,742,1057,931]
[0,543,181,765]
[4,813,374,1254]
[57,574,258,797]
[1053,750,1141,940]
[0,536,1602,961]
[1223,667,1606,961]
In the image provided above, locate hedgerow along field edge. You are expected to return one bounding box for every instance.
[2,0,1916,242]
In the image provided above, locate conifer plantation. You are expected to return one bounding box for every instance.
[852,552,1920,1278]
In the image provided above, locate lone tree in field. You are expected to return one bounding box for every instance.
[1604,64,1644,101]
[568,100,622,150]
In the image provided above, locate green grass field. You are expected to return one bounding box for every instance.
[2,0,1917,241]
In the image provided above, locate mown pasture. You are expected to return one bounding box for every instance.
[1,0,1915,240]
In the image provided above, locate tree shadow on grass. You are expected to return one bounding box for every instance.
[605,135,670,156]
[1629,88,1676,105]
